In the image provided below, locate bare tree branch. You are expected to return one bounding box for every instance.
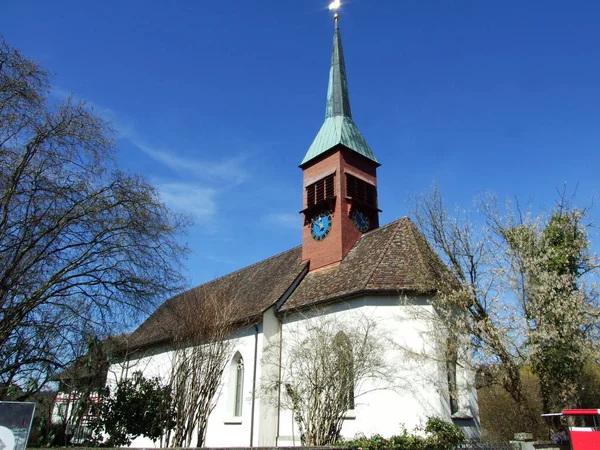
[0,37,190,398]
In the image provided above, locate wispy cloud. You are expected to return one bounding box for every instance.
[199,253,237,265]
[156,182,217,222]
[50,87,250,223]
[263,213,300,230]
[133,141,249,185]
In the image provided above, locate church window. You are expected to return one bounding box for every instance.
[447,362,459,414]
[346,174,377,207]
[446,337,459,415]
[333,331,355,410]
[230,352,244,417]
[306,173,335,206]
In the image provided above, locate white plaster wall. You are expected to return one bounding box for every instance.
[276,294,479,445]
[105,344,175,448]
[106,326,263,448]
[203,325,261,448]
[104,294,481,447]
[107,343,174,389]
[454,349,481,440]
[257,306,282,446]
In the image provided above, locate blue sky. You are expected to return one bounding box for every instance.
[2,0,599,288]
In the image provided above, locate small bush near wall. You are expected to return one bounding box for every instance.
[343,417,465,450]
[28,448,347,450]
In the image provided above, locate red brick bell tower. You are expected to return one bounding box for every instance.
[300,15,380,271]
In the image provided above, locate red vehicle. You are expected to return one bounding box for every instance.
[544,409,600,449]
[563,409,600,449]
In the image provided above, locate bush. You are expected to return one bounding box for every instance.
[424,417,465,449]
[346,433,390,450]
[344,418,464,450]
[91,372,174,446]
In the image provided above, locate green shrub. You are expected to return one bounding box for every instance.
[424,417,465,449]
[344,417,464,450]
[388,428,427,450]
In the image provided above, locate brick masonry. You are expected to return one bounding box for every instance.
[301,146,379,271]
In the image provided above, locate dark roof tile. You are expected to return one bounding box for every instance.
[280,217,448,311]
[125,217,450,349]
[126,247,306,349]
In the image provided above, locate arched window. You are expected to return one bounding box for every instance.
[333,331,354,410]
[446,335,459,415]
[230,352,244,417]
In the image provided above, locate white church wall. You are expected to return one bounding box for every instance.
[105,344,176,448]
[451,343,481,440]
[106,325,263,448]
[203,325,261,448]
[257,305,282,446]
[107,343,174,389]
[276,294,478,445]
[103,293,479,448]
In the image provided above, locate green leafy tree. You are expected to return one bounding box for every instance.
[94,372,174,446]
[409,185,600,429]
[503,208,596,412]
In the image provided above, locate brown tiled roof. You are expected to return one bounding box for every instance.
[125,217,449,349]
[280,217,449,312]
[126,247,306,350]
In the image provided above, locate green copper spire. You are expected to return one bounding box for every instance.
[301,15,379,167]
[326,17,352,119]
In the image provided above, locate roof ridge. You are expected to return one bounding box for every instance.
[362,218,405,289]
[403,217,446,284]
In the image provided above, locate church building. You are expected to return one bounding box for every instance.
[108,13,480,447]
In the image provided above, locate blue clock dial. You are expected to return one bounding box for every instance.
[352,209,369,233]
[311,211,332,241]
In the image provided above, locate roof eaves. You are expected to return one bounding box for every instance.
[300,117,379,167]
[278,288,431,316]
[121,314,265,356]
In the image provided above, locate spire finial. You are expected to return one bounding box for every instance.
[329,0,341,20]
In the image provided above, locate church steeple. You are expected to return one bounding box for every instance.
[300,12,381,271]
[326,16,352,119]
[300,15,378,168]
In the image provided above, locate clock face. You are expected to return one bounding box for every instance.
[352,209,369,232]
[311,211,332,241]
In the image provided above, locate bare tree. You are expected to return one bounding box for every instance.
[166,288,242,447]
[0,38,189,398]
[266,310,396,446]
[53,335,129,444]
[409,184,600,428]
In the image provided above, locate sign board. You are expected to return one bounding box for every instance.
[0,402,36,450]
